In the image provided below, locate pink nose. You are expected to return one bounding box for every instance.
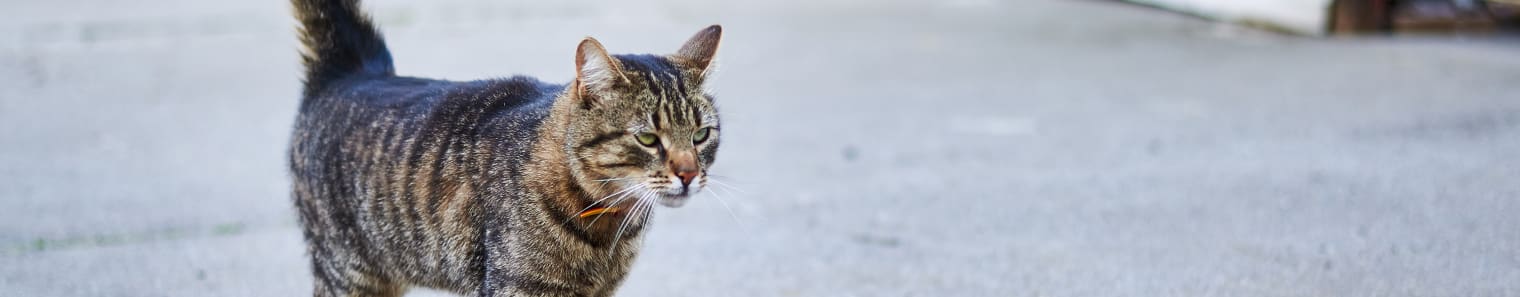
[676,169,698,186]
[670,151,699,186]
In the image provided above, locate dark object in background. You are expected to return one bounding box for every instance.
[1330,0,1392,33]
[1330,0,1520,34]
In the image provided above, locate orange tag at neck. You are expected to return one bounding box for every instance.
[578,207,620,218]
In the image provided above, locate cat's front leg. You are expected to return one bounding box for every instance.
[478,229,586,297]
[478,272,584,297]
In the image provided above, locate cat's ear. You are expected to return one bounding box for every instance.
[575,37,628,103]
[674,25,722,77]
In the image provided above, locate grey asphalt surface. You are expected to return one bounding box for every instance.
[3,0,1519,296]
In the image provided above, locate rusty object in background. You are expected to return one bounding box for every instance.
[1330,0,1392,34]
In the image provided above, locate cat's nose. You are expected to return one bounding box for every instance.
[676,170,698,186]
[671,151,699,186]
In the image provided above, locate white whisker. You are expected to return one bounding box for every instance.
[708,181,744,200]
[586,184,643,226]
[705,187,743,226]
[610,188,653,256]
[707,179,748,195]
[575,184,638,216]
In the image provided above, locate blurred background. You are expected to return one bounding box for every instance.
[2,0,1518,296]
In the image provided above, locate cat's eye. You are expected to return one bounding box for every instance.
[635,133,659,147]
[692,128,712,143]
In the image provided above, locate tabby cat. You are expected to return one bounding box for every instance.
[287,0,723,296]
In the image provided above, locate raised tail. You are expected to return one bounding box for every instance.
[292,0,394,95]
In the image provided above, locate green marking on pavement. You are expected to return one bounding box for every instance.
[4,221,261,256]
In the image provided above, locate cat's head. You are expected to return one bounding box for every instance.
[562,25,722,210]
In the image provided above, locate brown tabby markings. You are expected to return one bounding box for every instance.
[288,0,723,296]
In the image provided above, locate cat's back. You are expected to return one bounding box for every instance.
[299,75,560,119]
[290,74,563,192]
[293,75,561,150]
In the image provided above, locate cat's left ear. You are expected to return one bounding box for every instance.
[674,25,722,77]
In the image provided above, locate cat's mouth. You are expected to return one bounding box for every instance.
[657,181,704,208]
[657,193,689,208]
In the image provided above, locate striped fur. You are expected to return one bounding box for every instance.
[288,0,723,296]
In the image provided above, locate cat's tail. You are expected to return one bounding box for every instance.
[292,0,394,95]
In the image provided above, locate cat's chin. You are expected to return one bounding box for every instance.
[657,194,689,208]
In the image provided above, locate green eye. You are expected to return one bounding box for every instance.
[635,133,659,147]
[692,128,712,143]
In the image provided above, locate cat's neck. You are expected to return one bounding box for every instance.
[523,92,579,204]
[521,91,649,247]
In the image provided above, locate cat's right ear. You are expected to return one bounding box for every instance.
[574,37,629,106]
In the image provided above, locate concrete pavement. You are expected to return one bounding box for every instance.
[2,0,1519,296]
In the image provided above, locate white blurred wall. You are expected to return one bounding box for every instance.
[1129,0,1332,34]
